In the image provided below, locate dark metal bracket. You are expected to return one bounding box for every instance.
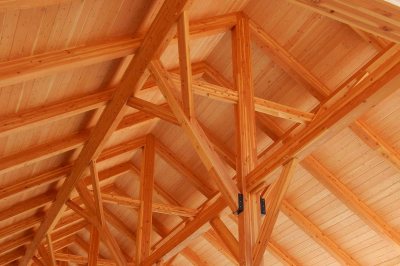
[234,193,244,215]
[260,197,266,215]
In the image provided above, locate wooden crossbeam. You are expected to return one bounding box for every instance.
[209,218,239,261]
[281,200,359,265]
[302,155,400,251]
[101,192,198,217]
[350,119,400,171]
[0,13,236,89]
[248,17,331,101]
[150,59,239,211]
[0,0,72,10]
[170,74,315,123]
[232,14,258,265]
[246,44,400,192]
[252,159,297,265]
[127,98,179,125]
[288,0,400,43]
[21,0,194,258]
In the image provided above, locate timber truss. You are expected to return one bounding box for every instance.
[0,0,399,265]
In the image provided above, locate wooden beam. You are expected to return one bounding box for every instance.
[209,218,239,261]
[0,112,147,176]
[154,139,215,198]
[170,74,315,123]
[287,0,400,43]
[127,98,179,125]
[248,17,330,101]
[202,230,238,264]
[178,11,195,118]
[45,235,56,266]
[19,0,192,259]
[0,13,236,88]
[232,14,257,265]
[142,196,226,265]
[150,59,239,211]
[101,192,198,217]
[88,225,100,266]
[0,0,72,10]
[246,44,400,192]
[281,200,359,265]
[268,240,300,266]
[350,119,400,171]
[89,161,105,224]
[136,135,156,264]
[302,155,400,251]
[350,26,390,50]
[252,159,297,265]
[54,253,127,266]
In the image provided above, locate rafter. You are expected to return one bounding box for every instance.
[287,0,400,43]
[246,44,400,192]
[0,13,236,89]
[248,17,331,101]
[302,155,400,251]
[350,119,400,171]
[281,200,359,265]
[127,98,179,125]
[209,218,239,261]
[252,158,297,265]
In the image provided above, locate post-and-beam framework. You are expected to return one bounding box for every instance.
[1,1,399,265]
[19,0,193,264]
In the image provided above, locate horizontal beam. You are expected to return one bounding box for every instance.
[101,192,198,217]
[171,74,315,123]
[0,13,237,88]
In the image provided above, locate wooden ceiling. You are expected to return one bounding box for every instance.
[0,0,399,265]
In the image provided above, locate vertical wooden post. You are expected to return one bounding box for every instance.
[178,11,195,118]
[88,225,100,265]
[232,13,257,266]
[136,134,156,264]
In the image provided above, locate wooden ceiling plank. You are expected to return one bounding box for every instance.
[104,208,136,242]
[350,119,400,171]
[142,196,226,265]
[136,135,156,264]
[209,217,239,261]
[88,225,100,266]
[232,14,258,265]
[127,97,179,125]
[0,0,72,10]
[302,155,400,251]
[252,158,297,266]
[248,17,331,101]
[280,200,359,265]
[0,13,236,89]
[178,11,195,119]
[154,136,216,198]
[246,44,400,192]
[287,0,400,43]
[150,59,239,211]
